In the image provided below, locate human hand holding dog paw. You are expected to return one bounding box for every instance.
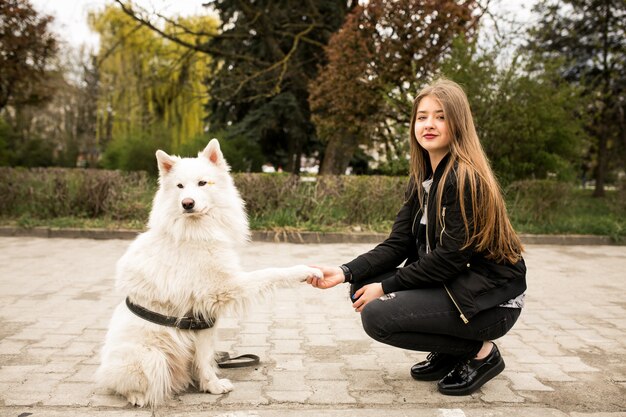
[291,265,323,282]
[306,265,344,289]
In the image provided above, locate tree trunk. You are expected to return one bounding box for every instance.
[593,134,607,197]
[320,137,357,175]
[594,1,611,199]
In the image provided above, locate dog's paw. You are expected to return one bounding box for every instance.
[291,265,323,282]
[201,378,234,394]
[126,391,148,407]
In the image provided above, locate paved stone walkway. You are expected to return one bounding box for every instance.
[0,237,624,417]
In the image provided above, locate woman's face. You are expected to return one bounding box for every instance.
[414,95,452,164]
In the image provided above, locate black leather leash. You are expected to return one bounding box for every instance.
[215,351,260,369]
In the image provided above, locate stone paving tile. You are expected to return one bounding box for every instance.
[307,380,356,404]
[1,238,625,416]
[507,372,555,391]
[265,389,312,402]
[528,363,578,382]
[267,371,308,391]
[304,334,335,346]
[220,381,268,405]
[349,390,396,404]
[480,380,525,403]
[552,356,601,373]
[305,362,346,380]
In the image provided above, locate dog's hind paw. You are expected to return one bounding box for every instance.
[201,378,234,394]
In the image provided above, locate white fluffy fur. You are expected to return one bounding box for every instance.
[96,139,321,408]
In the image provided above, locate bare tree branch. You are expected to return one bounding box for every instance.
[113,0,268,66]
[96,22,143,68]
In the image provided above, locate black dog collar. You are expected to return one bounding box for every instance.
[125,297,215,330]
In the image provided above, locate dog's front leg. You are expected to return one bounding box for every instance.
[237,265,322,299]
[193,330,233,394]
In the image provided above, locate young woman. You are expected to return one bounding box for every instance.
[307,78,526,396]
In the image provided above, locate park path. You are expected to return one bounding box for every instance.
[0,237,624,416]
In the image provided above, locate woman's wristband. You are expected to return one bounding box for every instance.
[339,265,353,284]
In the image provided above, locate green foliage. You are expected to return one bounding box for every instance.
[0,117,15,166]
[206,1,353,173]
[0,117,55,167]
[1,168,624,240]
[90,5,218,156]
[506,180,575,224]
[527,0,626,196]
[440,37,588,185]
[0,167,152,220]
[310,0,479,174]
[176,132,265,173]
[234,174,405,231]
[0,0,59,111]
[506,180,625,241]
[100,128,171,176]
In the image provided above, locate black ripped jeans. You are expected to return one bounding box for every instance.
[352,273,521,358]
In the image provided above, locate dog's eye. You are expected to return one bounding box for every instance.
[177,184,184,189]
[198,181,207,186]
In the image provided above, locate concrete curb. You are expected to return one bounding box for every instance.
[0,226,618,245]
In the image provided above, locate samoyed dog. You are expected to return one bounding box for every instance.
[96,139,322,407]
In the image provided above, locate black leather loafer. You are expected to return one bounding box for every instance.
[411,352,462,381]
[437,343,505,395]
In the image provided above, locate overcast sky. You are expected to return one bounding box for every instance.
[29,0,212,51]
[29,0,537,52]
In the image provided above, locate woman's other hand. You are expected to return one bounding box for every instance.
[306,266,344,289]
[352,283,384,312]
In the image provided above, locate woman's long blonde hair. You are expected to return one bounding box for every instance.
[408,78,523,263]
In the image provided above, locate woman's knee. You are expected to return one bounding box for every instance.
[360,300,389,342]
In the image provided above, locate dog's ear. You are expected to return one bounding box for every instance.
[156,150,177,175]
[201,138,229,170]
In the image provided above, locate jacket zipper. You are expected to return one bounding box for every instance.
[439,206,446,245]
[425,201,469,324]
[425,195,430,254]
[444,284,469,324]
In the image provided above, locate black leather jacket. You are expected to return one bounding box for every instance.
[345,153,527,323]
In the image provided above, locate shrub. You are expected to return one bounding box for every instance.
[0,167,152,221]
[505,179,574,225]
[1,168,623,239]
[235,174,406,230]
[100,130,171,176]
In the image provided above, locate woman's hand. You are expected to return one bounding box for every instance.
[352,283,384,312]
[306,266,345,289]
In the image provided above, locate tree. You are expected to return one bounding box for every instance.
[441,37,588,184]
[113,0,357,173]
[205,0,356,173]
[90,5,219,166]
[310,0,480,174]
[0,0,58,112]
[528,0,626,196]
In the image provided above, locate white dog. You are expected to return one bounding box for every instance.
[96,139,322,407]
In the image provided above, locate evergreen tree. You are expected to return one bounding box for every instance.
[205,0,356,173]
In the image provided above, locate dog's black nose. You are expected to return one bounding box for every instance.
[182,198,195,211]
